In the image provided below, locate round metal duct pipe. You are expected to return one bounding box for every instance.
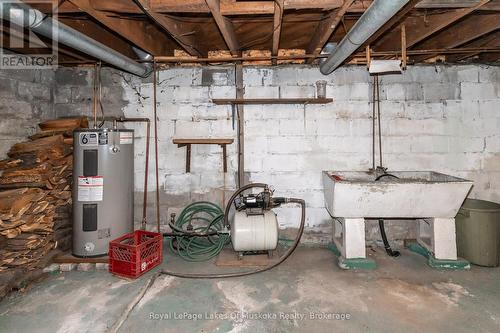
[319,0,410,75]
[1,2,152,77]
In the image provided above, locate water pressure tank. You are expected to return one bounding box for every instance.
[72,128,134,257]
[231,210,278,252]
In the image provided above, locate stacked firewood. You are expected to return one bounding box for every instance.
[0,117,86,271]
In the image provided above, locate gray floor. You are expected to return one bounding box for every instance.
[1,244,499,333]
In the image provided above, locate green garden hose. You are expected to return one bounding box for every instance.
[167,201,230,262]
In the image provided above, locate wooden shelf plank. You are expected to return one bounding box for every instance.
[173,138,234,145]
[212,98,333,105]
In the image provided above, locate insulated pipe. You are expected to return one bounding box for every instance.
[319,0,410,75]
[2,2,152,77]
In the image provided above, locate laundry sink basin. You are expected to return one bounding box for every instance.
[322,171,473,218]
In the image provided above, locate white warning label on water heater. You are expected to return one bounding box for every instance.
[119,132,133,144]
[77,176,104,202]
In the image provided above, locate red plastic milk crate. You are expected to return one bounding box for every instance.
[109,230,163,279]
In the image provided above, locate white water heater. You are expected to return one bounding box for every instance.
[72,128,134,257]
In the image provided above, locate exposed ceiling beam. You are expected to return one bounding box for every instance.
[374,0,491,52]
[134,0,204,57]
[40,0,500,14]
[68,0,344,15]
[360,0,423,51]
[59,17,137,58]
[271,0,284,64]
[67,0,171,55]
[477,51,500,62]
[411,14,500,62]
[305,0,355,64]
[205,0,240,56]
[445,32,500,62]
[151,0,344,14]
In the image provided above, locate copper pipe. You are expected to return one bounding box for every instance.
[371,75,376,171]
[92,64,98,128]
[376,75,383,168]
[153,60,161,233]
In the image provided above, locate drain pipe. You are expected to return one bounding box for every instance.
[2,2,152,77]
[319,0,410,75]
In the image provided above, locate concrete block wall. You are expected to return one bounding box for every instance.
[0,69,56,157]
[53,67,128,120]
[54,63,500,245]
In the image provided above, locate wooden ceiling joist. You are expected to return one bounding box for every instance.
[374,0,492,52]
[49,0,500,15]
[478,51,500,62]
[360,0,423,51]
[59,17,137,58]
[271,0,284,65]
[67,0,169,55]
[205,0,240,56]
[411,14,500,62]
[305,0,355,64]
[446,32,500,62]
[134,0,204,57]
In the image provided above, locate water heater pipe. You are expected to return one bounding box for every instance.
[319,0,410,75]
[1,2,152,77]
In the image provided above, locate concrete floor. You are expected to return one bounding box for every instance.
[0,244,499,333]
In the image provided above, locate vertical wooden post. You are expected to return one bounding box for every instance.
[365,45,371,69]
[401,24,407,70]
[221,144,227,173]
[186,144,191,173]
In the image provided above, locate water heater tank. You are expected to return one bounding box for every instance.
[72,128,134,257]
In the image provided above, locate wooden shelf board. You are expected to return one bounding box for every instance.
[173,138,234,145]
[212,98,333,105]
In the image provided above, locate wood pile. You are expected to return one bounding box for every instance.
[0,117,86,272]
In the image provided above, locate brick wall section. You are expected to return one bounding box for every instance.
[51,64,500,245]
[0,69,55,157]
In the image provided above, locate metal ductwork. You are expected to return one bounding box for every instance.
[1,1,152,77]
[319,0,411,75]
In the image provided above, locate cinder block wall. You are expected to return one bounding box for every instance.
[116,63,500,245]
[0,69,55,157]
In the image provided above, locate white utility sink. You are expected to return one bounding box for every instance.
[322,171,473,219]
[322,171,473,264]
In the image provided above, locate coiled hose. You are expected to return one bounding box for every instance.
[167,201,230,262]
[161,183,306,279]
